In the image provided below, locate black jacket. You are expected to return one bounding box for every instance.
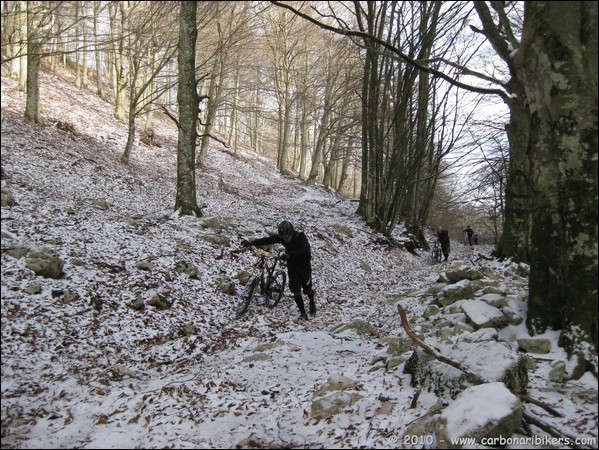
[252,231,312,268]
[437,229,450,246]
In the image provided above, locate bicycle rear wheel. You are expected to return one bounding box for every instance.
[236,276,259,318]
[431,246,441,263]
[265,270,286,308]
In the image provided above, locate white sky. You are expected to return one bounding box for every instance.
[1,68,597,449]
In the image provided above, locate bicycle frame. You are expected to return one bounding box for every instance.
[431,241,442,264]
[236,247,287,318]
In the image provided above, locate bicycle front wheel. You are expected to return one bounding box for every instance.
[265,270,286,308]
[236,276,259,318]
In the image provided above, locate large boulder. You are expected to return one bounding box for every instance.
[442,265,485,283]
[25,249,64,279]
[461,300,509,329]
[436,382,522,447]
[404,341,528,398]
[437,280,475,307]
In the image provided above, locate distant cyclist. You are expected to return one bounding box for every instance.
[436,226,451,261]
[242,220,315,320]
[463,225,474,246]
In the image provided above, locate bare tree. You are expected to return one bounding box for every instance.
[120,2,178,164]
[515,1,598,358]
[196,2,249,167]
[175,0,202,217]
[272,0,598,358]
[107,1,132,122]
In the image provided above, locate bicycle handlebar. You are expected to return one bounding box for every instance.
[245,245,281,259]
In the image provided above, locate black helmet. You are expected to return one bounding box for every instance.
[278,220,294,237]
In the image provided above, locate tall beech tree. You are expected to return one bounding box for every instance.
[174,0,202,217]
[514,2,597,361]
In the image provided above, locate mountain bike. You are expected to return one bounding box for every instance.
[430,241,442,264]
[236,247,287,318]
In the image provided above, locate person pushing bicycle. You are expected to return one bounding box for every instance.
[242,220,316,320]
[436,226,451,261]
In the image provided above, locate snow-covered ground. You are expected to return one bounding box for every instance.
[1,68,597,449]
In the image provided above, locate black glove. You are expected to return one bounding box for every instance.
[241,239,252,247]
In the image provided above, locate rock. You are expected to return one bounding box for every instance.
[200,235,230,247]
[253,342,282,352]
[461,300,509,329]
[405,341,528,397]
[462,328,498,343]
[25,249,64,279]
[136,260,154,271]
[549,361,567,382]
[5,245,30,259]
[443,265,485,283]
[437,382,522,447]
[176,259,199,278]
[376,400,394,416]
[386,356,405,371]
[331,319,376,336]
[478,293,507,308]
[200,216,223,232]
[313,375,358,397]
[330,224,353,237]
[241,353,272,363]
[311,392,362,418]
[383,336,414,356]
[517,338,551,354]
[1,188,17,206]
[216,275,236,295]
[438,280,475,306]
[359,261,372,272]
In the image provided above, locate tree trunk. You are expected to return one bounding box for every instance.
[17,1,28,91]
[228,65,240,153]
[121,94,137,165]
[75,1,82,88]
[24,2,41,124]
[175,1,202,217]
[198,53,225,167]
[93,1,104,98]
[496,87,532,262]
[516,1,598,357]
[109,2,127,122]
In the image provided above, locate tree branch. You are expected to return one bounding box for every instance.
[270,1,508,100]
[397,304,584,445]
[160,105,229,150]
[397,303,487,383]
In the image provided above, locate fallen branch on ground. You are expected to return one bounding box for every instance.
[397,303,578,442]
[522,411,591,449]
[397,303,486,384]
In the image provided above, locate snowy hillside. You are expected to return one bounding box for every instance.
[1,68,597,449]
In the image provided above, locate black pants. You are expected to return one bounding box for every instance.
[441,244,450,260]
[288,264,313,296]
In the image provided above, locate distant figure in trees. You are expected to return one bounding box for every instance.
[463,225,474,246]
[436,226,451,262]
[473,234,479,245]
[242,220,315,320]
